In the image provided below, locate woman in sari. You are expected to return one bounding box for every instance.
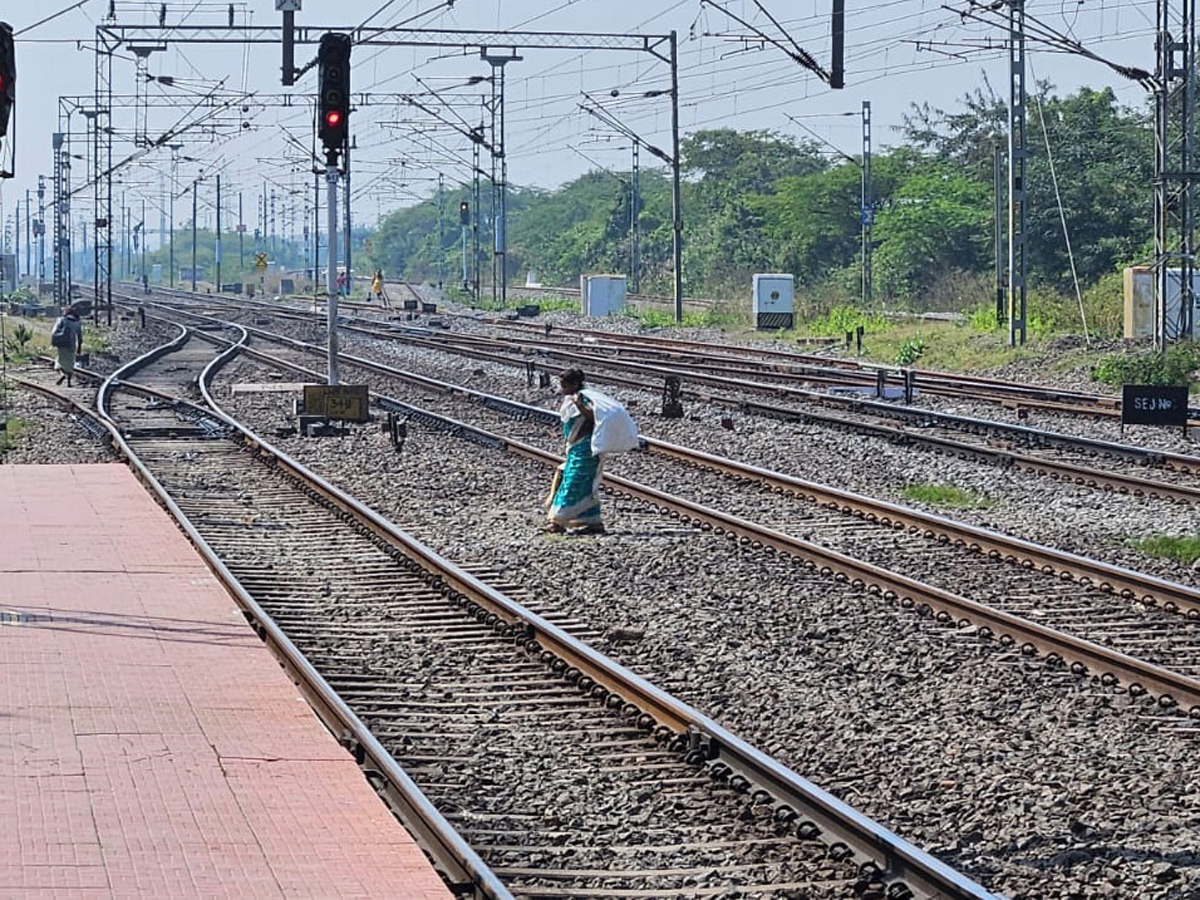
[52,306,84,387]
[545,369,605,535]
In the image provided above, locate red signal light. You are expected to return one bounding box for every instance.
[325,110,342,127]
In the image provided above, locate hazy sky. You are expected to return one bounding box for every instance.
[0,0,1156,250]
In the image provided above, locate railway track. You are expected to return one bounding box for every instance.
[101,288,1200,504]
[222,342,1200,713]
[94,294,1200,690]
[465,314,1134,419]
[116,280,1194,425]
[75,320,989,898]
[102,301,1199,732]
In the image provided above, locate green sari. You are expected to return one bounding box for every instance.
[547,396,603,528]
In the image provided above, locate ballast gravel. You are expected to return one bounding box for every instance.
[216,355,1200,900]
[0,383,113,465]
[320,328,1200,590]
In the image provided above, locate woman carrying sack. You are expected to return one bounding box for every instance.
[544,368,639,535]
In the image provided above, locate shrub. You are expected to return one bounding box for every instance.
[1092,343,1200,387]
[807,304,885,337]
[895,336,927,366]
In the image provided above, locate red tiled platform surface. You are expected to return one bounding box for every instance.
[0,465,452,899]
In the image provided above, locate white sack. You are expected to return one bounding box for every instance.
[560,389,640,454]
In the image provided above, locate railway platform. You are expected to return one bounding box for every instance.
[0,464,450,898]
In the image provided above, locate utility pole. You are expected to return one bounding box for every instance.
[215,173,222,292]
[1155,0,1197,345]
[472,134,482,302]
[1007,0,1028,346]
[483,50,521,306]
[37,176,45,289]
[238,191,244,272]
[630,142,640,293]
[191,179,198,292]
[670,30,683,323]
[861,100,873,307]
[169,143,181,287]
[437,172,444,290]
[313,174,319,286]
[140,198,146,283]
[994,137,1005,326]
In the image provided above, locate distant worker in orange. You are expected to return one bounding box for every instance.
[372,268,390,309]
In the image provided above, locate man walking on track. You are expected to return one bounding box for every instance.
[50,306,84,388]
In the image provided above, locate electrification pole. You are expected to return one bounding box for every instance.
[24,189,30,280]
[670,30,683,323]
[313,174,319,286]
[630,141,640,293]
[1007,0,1028,346]
[343,139,351,296]
[215,173,222,292]
[861,100,873,307]
[483,51,520,306]
[37,176,45,288]
[994,138,1005,326]
[438,171,444,290]
[191,179,198,292]
[238,191,244,273]
[1155,0,1197,345]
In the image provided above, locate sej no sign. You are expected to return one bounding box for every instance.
[1122,385,1190,434]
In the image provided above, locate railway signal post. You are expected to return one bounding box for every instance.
[318,31,350,386]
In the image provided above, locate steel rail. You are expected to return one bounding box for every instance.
[221,329,1200,617]
[121,285,1200,468]
[199,331,1200,718]
[466,314,1138,413]
[8,374,118,449]
[393,326,1200,453]
[108,299,1200,616]
[171,333,998,900]
[95,328,512,900]
[95,290,1200,505]
[328,324,1200,499]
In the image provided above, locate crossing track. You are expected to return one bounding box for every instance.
[103,297,1200,725]
[112,285,1200,504]
[69,319,994,899]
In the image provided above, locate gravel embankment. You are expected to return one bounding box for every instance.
[215,354,1200,900]
[306,330,1200,590]
[0,384,113,464]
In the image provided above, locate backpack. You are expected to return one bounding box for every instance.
[50,317,73,349]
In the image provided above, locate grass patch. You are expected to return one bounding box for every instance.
[630,307,721,329]
[1132,534,1200,565]
[82,330,112,354]
[902,482,992,510]
[0,415,31,456]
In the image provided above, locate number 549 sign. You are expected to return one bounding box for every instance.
[1122,385,1189,430]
